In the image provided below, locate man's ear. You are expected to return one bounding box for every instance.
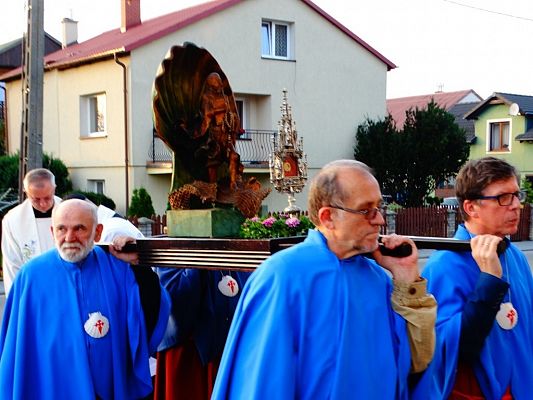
[462,199,478,219]
[94,223,104,242]
[318,206,335,229]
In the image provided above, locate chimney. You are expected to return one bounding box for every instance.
[61,17,78,48]
[121,0,141,33]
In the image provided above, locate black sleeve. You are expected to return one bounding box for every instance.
[130,265,162,340]
[459,272,509,362]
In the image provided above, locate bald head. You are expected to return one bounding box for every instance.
[308,160,376,225]
[52,199,102,263]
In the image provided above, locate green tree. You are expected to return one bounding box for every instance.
[521,178,533,204]
[354,115,406,200]
[43,154,73,196]
[0,153,73,196]
[0,154,19,190]
[354,101,470,206]
[128,187,155,217]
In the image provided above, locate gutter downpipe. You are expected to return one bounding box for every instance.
[114,53,129,215]
[0,85,8,152]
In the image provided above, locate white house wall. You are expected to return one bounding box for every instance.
[5,59,131,213]
[128,0,388,213]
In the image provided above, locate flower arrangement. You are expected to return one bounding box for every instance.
[239,212,315,239]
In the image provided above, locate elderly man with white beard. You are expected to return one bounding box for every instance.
[0,199,170,400]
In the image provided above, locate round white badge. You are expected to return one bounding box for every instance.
[218,275,239,297]
[84,312,110,338]
[496,302,518,330]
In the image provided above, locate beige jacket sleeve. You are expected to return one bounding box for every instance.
[391,278,437,373]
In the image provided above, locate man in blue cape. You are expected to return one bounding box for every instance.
[421,157,533,399]
[212,160,437,399]
[0,199,170,399]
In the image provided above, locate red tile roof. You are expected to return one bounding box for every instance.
[1,0,395,81]
[387,90,481,128]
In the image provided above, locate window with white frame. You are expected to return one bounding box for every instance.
[261,20,291,59]
[87,179,105,194]
[80,93,107,137]
[235,98,248,137]
[487,119,510,152]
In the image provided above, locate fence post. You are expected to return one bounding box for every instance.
[446,208,457,238]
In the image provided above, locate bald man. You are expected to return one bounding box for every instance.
[0,199,170,399]
[212,160,436,399]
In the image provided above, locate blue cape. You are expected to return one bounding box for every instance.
[212,230,412,399]
[421,225,533,399]
[0,247,170,400]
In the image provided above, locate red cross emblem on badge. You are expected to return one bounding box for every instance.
[95,319,105,334]
[227,279,236,294]
[507,309,516,325]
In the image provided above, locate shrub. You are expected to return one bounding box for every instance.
[0,153,73,196]
[67,191,116,210]
[239,213,314,239]
[521,178,533,204]
[128,187,155,217]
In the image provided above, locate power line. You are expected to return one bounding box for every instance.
[443,0,533,22]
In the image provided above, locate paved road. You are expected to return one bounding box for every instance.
[1,241,533,321]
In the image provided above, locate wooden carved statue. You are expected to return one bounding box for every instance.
[152,43,269,217]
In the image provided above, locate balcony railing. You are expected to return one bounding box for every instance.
[148,132,172,164]
[236,129,276,165]
[148,129,276,166]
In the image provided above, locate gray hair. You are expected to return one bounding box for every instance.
[307,159,374,225]
[23,168,56,191]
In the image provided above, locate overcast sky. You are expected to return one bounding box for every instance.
[2,0,533,99]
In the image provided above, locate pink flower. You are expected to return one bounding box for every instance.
[262,217,276,228]
[250,216,261,222]
[285,217,300,228]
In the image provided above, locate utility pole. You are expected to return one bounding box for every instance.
[18,0,44,200]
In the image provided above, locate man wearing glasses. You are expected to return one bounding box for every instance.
[212,159,436,399]
[421,157,533,399]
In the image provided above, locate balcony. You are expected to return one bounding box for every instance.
[147,129,276,173]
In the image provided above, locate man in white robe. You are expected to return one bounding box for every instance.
[1,168,61,294]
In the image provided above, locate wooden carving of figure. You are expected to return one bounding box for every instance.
[197,72,242,190]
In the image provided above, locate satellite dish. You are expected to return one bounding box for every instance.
[509,103,520,116]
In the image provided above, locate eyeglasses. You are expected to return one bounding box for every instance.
[328,204,383,220]
[470,191,526,206]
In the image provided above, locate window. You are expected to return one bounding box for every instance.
[488,120,510,152]
[80,93,106,137]
[87,179,105,194]
[235,98,247,136]
[261,20,290,59]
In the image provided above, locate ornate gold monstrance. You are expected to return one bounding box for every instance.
[269,90,308,212]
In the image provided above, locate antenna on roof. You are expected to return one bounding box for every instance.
[436,84,444,93]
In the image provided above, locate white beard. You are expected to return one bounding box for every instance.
[58,238,94,263]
